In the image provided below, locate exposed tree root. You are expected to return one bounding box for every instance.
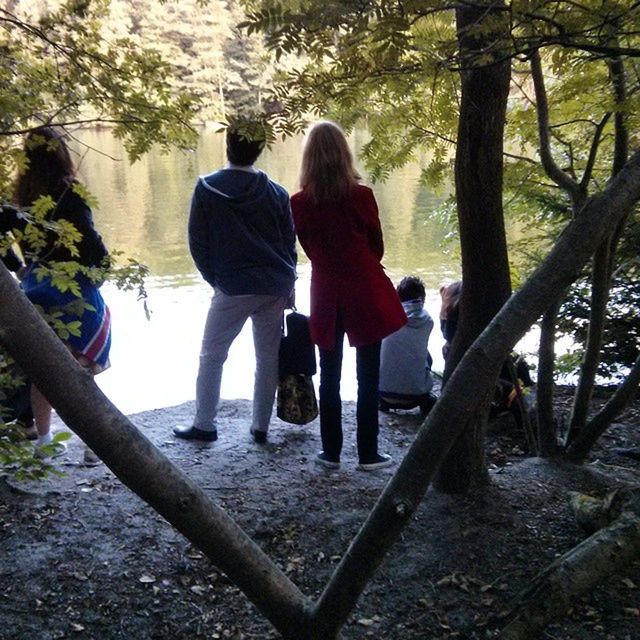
[500,488,640,640]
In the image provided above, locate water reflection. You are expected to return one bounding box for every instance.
[75,129,457,414]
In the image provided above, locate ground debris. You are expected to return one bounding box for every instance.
[1,393,639,639]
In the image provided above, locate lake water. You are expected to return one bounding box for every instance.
[77,128,461,414]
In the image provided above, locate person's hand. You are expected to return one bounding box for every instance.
[286,289,296,309]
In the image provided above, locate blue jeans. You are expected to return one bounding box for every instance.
[319,323,381,463]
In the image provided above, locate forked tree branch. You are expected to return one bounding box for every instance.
[0,269,310,639]
[530,49,584,207]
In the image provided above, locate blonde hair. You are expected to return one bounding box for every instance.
[299,121,360,203]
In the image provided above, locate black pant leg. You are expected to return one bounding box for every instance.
[318,328,345,460]
[356,340,381,462]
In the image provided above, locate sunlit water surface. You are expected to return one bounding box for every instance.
[73,128,530,415]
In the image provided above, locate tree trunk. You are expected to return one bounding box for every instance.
[0,264,310,640]
[1,147,639,639]
[566,241,612,444]
[536,299,562,456]
[500,489,640,640]
[435,0,512,494]
[565,353,640,463]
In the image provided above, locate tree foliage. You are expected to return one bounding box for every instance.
[1,1,199,172]
[240,0,640,461]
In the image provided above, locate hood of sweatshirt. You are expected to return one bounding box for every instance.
[402,299,433,328]
[198,169,273,213]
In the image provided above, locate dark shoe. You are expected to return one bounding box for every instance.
[613,447,640,461]
[21,423,37,441]
[173,425,218,442]
[250,429,268,444]
[419,392,438,415]
[316,452,340,469]
[358,453,393,471]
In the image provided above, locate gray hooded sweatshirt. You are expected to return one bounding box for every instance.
[379,299,434,396]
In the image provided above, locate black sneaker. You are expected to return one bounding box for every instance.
[250,429,268,444]
[173,425,218,442]
[357,453,393,471]
[316,452,340,469]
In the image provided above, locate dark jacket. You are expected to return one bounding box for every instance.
[0,187,108,269]
[188,168,297,296]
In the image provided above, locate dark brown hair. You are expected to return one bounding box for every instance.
[299,121,360,204]
[439,280,462,319]
[397,276,426,302]
[226,122,266,166]
[14,126,75,206]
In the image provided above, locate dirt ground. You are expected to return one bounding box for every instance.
[1,388,639,640]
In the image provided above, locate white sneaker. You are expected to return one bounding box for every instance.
[357,453,393,471]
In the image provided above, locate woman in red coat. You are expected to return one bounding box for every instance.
[291,121,406,471]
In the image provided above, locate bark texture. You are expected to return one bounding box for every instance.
[500,489,640,640]
[0,266,310,639]
[436,0,512,494]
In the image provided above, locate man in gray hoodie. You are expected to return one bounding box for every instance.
[378,276,436,414]
[174,122,297,444]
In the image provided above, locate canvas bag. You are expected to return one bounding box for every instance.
[277,311,318,424]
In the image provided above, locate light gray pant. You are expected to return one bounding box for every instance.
[194,290,287,433]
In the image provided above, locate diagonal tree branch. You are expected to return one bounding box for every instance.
[579,113,611,190]
[0,269,310,639]
[566,353,640,463]
[308,149,640,639]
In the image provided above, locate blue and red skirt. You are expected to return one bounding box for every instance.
[22,268,111,372]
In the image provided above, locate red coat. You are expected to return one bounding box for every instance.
[291,185,407,350]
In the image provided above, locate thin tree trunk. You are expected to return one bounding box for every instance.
[536,299,562,456]
[566,52,628,446]
[565,353,640,463]
[566,241,612,443]
[0,265,310,639]
[435,0,512,494]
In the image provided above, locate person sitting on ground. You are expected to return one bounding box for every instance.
[378,275,437,415]
[439,280,462,361]
[438,278,534,428]
[490,353,535,428]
